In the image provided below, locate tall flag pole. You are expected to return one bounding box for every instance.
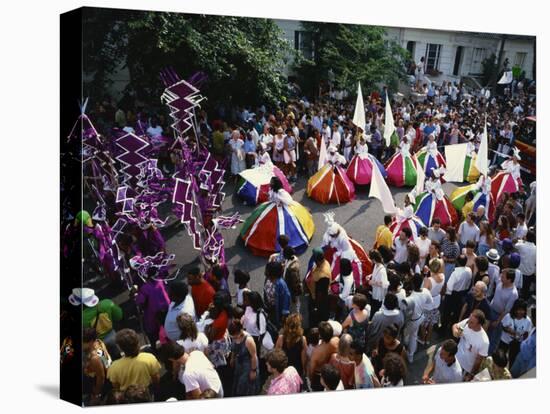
[384,93,399,147]
[475,114,489,176]
[352,82,366,131]
[318,135,328,171]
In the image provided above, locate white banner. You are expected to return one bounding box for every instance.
[444,143,468,182]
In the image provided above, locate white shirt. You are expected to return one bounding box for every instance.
[179,350,222,394]
[339,274,355,303]
[236,287,251,307]
[455,319,489,374]
[514,223,528,240]
[370,264,389,302]
[406,289,433,320]
[458,221,480,245]
[501,314,532,344]
[515,241,536,276]
[414,237,432,259]
[433,347,463,384]
[446,266,473,294]
[394,239,409,264]
[329,131,341,148]
[164,295,197,341]
[176,333,209,353]
[241,306,266,337]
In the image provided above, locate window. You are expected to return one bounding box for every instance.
[514,52,527,68]
[294,31,314,60]
[424,44,442,71]
[470,47,486,74]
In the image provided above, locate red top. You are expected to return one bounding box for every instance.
[211,310,229,341]
[191,280,215,317]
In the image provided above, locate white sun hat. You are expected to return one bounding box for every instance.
[68,288,99,307]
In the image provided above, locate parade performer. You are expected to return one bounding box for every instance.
[236,144,292,206]
[307,145,355,204]
[346,135,388,186]
[450,173,495,222]
[385,135,419,187]
[491,147,524,204]
[415,133,446,177]
[414,168,458,228]
[240,177,315,257]
[389,198,425,241]
[320,212,373,288]
[463,137,481,183]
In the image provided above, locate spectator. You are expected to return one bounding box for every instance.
[452,309,490,380]
[265,349,303,395]
[164,280,196,342]
[159,341,223,399]
[422,339,462,384]
[188,266,215,318]
[107,329,161,392]
[308,322,339,391]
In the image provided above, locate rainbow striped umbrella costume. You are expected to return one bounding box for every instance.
[240,188,315,257]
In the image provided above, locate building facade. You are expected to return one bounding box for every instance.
[275,19,535,85]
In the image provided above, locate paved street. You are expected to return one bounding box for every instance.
[165,176,461,294]
[160,175,462,385]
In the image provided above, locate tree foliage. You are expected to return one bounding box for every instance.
[292,22,409,98]
[82,8,293,109]
[481,53,498,86]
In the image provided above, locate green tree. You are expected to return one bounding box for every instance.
[82,8,293,109]
[292,22,409,98]
[481,53,497,86]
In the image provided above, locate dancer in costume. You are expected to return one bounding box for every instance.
[307,145,355,204]
[236,143,292,206]
[415,133,446,177]
[389,196,425,241]
[240,177,315,257]
[414,167,458,228]
[450,173,495,223]
[346,135,388,186]
[320,212,373,288]
[385,135,419,187]
[463,137,481,183]
[491,147,524,204]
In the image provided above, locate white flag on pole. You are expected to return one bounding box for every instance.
[498,71,513,84]
[369,161,397,214]
[475,119,489,176]
[384,93,396,146]
[416,157,426,194]
[352,82,366,131]
[443,143,468,182]
[318,135,328,171]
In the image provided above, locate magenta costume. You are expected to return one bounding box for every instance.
[135,279,171,337]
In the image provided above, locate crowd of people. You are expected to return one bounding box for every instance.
[75,77,536,405]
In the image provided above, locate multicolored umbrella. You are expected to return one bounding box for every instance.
[414,191,458,228]
[236,165,292,206]
[307,164,355,204]
[240,200,315,257]
[385,151,418,187]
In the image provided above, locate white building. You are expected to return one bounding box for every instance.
[384,27,535,84]
[275,19,535,84]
